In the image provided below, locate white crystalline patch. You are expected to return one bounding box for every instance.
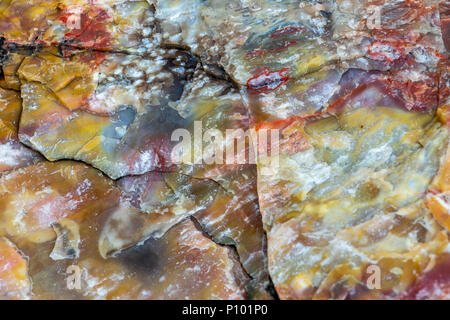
[126,67,144,78]
[348,17,360,30]
[272,241,323,284]
[319,131,353,150]
[0,143,37,168]
[75,179,92,196]
[172,195,190,216]
[320,238,369,268]
[339,0,353,11]
[395,69,430,82]
[142,27,152,36]
[171,67,185,74]
[83,273,109,298]
[115,126,127,137]
[132,150,156,173]
[260,93,290,118]
[89,83,141,113]
[10,198,27,233]
[369,43,401,61]
[99,206,136,257]
[307,81,339,107]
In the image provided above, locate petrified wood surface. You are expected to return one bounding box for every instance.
[0,0,448,300]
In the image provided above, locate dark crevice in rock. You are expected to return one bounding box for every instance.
[150,6,240,90]
[1,39,39,56]
[58,43,132,56]
[190,213,278,300]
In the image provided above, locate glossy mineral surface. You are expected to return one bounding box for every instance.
[0,0,448,300]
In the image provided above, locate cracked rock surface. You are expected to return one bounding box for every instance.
[0,0,449,300]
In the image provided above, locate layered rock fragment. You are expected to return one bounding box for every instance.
[0,0,448,301]
[0,0,158,53]
[0,160,250,299]
[0,86,42,174]
[228,0,450,299]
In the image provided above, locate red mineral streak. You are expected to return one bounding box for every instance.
[60,46,106,68]
[371,27,421,43]
[428,188,442,196]
[255,112,324,131]
[386,76,438,111]
[269,26,306,39]
[268,41,298,53]
[252,113,324,156]
[58,6,112,50]
[246,68,290,95]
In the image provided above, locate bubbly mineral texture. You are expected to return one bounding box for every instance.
[0,0,449,300]
[18,47,197,179]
